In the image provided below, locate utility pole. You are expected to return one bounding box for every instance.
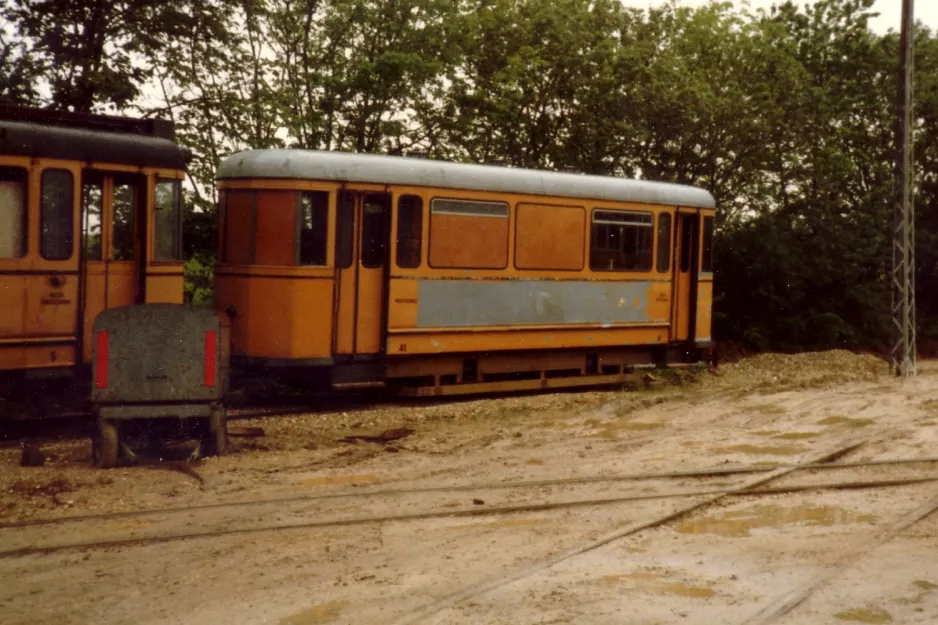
[892,0,916,377]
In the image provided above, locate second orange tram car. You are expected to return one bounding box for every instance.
[214,150,716,395]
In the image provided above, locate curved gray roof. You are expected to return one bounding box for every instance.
[0,120,190,169]
[216,149,716,209]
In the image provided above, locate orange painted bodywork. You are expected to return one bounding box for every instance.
[213,178,717,369]
[0,154,185,373]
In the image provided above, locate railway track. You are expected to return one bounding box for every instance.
[4,438,938,562]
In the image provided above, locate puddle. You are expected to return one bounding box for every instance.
[913,580,938,590]
[526,458,545,465]
[676,504,877,537]
[711,444,807,456]
[602,572,714,598]
[753,430,780,437]
[280,600,350,625]
[298,474,383,486]
[834,607,892,623]
[917,421,937,427]
[773,432,820,440]
[440,518,552,532]
[817,416,874,428]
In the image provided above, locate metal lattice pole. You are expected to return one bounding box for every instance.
[892,0,916,377]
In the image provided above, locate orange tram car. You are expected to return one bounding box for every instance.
[214,150,716,396]
[0,106,187,397]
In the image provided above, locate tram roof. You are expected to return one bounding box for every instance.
[216,149,716,209]
[0,109,190,170]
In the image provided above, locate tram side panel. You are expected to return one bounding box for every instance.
[383,189,691,380]
[1,157,83,373]
[213,186,336,367]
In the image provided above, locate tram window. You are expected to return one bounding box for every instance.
[396,195,423,268]
[656,212,672,273]
[299,191,328,266]
[680,217,694,272]
[515,203,584,271]
[589,209,653,272]
[154,179,183,261]
[40,169,74,261]
[701,216,714,273]
[428,198,509,269]
[361,194,389,269]
[0,167,27,259]
[335,191,354,269]
[82,180,103,260]
[112,180,136,260]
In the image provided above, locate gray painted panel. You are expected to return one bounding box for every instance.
[92,304,227,404]
[415,280,664,328]
[217,149,715,209]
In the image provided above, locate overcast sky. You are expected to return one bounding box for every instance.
[621,0,937,34]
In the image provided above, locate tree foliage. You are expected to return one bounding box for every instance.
[4,0,938,351]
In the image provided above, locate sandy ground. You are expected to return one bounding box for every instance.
[2,351,938,624]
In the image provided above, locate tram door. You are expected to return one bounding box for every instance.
[80,172,146,362]
[334,190,390,356]
[671,211,699,342]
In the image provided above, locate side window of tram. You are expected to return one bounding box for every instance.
[397,195,423,269]
[0,167,27,259]
[701,216,714,273]
[396,195,423,269]
[361,194,389,269]
[82,178,104,259]
[111,178,136,260]
[154,179,183,261]
[40,169,74,261]
[299,191,328,266]
[589,209,653,272]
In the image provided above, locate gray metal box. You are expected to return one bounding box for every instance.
[91,304,229,407]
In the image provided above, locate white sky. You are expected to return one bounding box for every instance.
[622,0,937,34]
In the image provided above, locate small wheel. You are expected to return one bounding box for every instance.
[203,407,228,457]
[95,419,119,469]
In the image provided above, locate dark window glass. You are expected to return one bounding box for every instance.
[656,212,671,273]
[335,191,354,269]
[111,180,136,260]
[701,216,714,273]
[82,180,103,260]
[154,179,183,261]
[299,191,328,266]
[396,195,422,268]
[0,167,27,259]
[589,209,653,272]
[41,169,74,260]
[680,217,694,272]
[361,194,389,269]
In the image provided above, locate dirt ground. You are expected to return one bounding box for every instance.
[2,350,938,625]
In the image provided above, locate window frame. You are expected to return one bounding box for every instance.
[40,168,75,261]
[335,190,355,269]
[0,166,29,260]
[701,215,714,274]
[360,193,389,270]
[295,190,330,267]
[427,196,510,270]
[153,177,184,262]
[588,208,655,273]
[656,212,672,274]
[395,194,424,269]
